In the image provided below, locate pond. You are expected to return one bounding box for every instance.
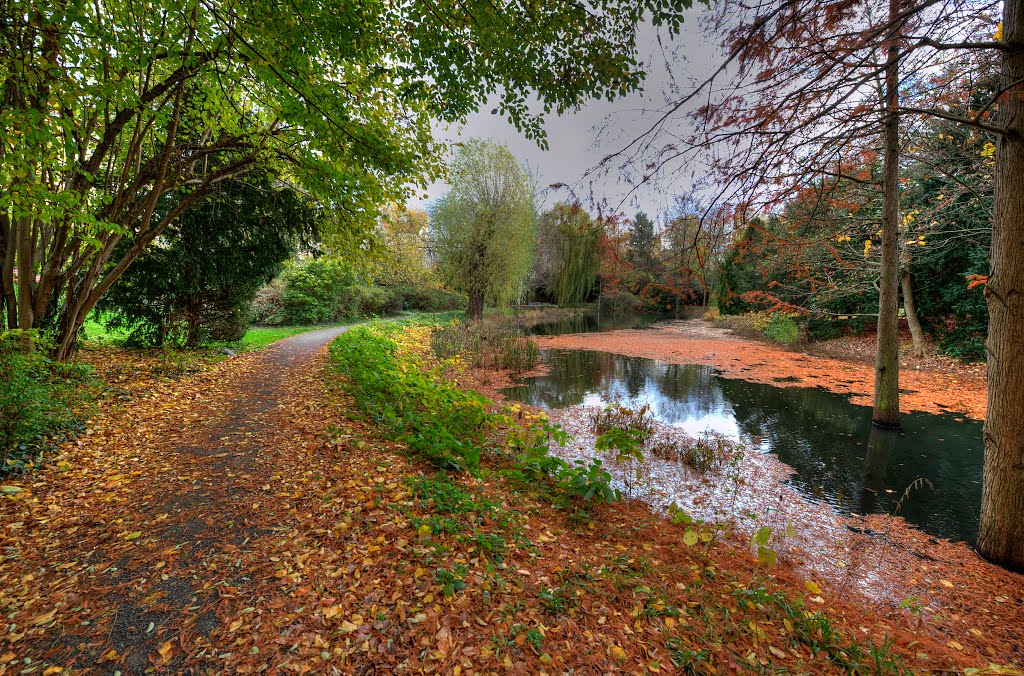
[524,312,663,336]
[502,349,984,544]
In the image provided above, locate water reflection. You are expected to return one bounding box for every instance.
[525,312,660,336]
[502,349,984,543]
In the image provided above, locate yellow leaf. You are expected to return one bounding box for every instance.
[124,531,142,541]
[42,667,63,675]
[340,620,358,633]
[31,608,57,625]
[947,640,964,651]
[939,579,954,589]
[610,646,627,661]
[804,580,823,595]
[157,641,172,657]
[995,22,1004,40]
[417,524,431,536]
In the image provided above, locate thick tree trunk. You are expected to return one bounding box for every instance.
[185,295,201,348]
[978,0,1024,571]
[16,216,35,331]
[0,215,16,329]
[872,0,901,429]
[467,291,484,321]
[900,267,926,358]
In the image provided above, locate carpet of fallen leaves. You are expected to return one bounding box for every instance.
[532,320,987,420]
[0,325,1015,674]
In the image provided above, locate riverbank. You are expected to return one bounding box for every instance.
[531,319,987,420]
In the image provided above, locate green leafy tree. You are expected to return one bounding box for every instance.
[374,205,434,288]
[543,203,601,306]
[98,175,317,347]
[628,212,657,271]
[432,139,537,320]
[0,0,690,359]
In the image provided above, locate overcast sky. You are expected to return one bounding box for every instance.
[407,7,721,227]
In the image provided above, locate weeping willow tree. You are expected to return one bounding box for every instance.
[432,139,537,319]
[546,203,601,306]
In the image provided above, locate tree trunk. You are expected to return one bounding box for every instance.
[900,267,926,358]
[1,214,17,329]
[185,296,201,348]
[467,291,484,321]
[16,215,35,331]
[872,0,901,429]
[978,0,1024,571]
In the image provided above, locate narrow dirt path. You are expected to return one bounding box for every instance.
[1,327,354,673]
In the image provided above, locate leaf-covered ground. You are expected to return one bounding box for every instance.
[0,325,1014,673]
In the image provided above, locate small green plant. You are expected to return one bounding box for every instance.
[434,563,469,597]
[510,624,544,654]
[467,532,508,561]
[1,331,100,473]
[751,526,777,567]
[589,403,655,439]
[558,458,620,503]
[898,595,926,616]
[665,637,710,672]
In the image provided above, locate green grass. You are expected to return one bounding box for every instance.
[81,316,351,353]
[80,317,127,344]
[228,325,326,351]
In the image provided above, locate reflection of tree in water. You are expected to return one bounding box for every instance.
[860,424,898,516]
[716,378,983,542]
[526,313,657,336]
[650,363,729,424]
[718,379,869,513]
[505,349,984,542]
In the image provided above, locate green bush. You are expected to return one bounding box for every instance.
[257,259,431,326]
[356,286,402,316]
[761,313,800,345]
[0,331,100,474]
[251,280,287,325]
[397,286,467,312]
[279,258,356,324]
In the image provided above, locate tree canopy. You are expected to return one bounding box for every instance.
[1,0,692,357]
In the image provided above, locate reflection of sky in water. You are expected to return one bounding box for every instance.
[579,390,742,439]
[503,349,985,543]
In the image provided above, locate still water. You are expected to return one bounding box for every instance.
[525,313,661,336]
[502,349,984,543]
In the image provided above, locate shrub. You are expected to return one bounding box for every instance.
[356,286,402,316]
[702,306,723,322]
[279,258,356,324]
[0,331,100,473]
[598,290,643,315]
[397,286,467,312]
[762,313,801,344]
[251,280,287,325]
[431,321,539,373]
